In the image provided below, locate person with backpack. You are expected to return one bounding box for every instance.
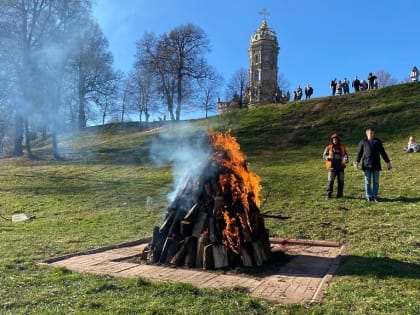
[323,133,349,199]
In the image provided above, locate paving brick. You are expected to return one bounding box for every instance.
[40,238,344,304]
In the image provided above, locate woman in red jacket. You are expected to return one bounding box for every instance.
[323,133,349,199]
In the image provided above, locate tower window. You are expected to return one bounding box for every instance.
[254,54,259,63]
[254,70,260,81]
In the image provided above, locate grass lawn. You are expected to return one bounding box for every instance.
[0,84,419,314]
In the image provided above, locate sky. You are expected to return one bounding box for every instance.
[92,0,419,107]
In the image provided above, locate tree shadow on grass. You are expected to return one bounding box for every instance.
[338,255,420,279]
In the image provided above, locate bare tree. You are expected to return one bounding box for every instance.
[128,59,160,127]
[0,0,92,157]
[70,20,117,129]
[375,69,398,88]
[135,25,211,121]
[226,67,248,109]
[196,67,224,118]
[135,32,176,121]
[277,72,291,95]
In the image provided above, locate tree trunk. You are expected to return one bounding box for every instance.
[52,132,59,159]
[78,98,86,129]
[13,113,24,157]
[24,115,32,158]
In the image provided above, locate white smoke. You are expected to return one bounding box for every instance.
[150,123,212,202]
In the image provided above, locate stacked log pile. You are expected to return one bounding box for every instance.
[140,130,271,269]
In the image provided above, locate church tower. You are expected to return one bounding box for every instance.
[247,13,279,104]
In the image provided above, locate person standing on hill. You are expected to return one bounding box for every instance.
[305,84,313,99]
[368,72,377,90]
[355,128,392,202]
[323,134,349,199]
[342,78,350,94]
[352,76,360,92]
[330,78,337,96]
[410,66,418,82]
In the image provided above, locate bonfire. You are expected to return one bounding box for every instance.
[140,130,271,269]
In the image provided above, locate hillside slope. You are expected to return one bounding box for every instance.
[212,82,420,155]
[1,80,418,315]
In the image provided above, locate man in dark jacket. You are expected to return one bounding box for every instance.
[355,128,392,202]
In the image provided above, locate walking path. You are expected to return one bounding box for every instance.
[40,238,344,304]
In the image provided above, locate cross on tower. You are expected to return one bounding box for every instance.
[259,8,270,21]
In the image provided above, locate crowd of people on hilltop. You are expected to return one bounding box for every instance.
[331,73,377,96]
[291,66,418,102]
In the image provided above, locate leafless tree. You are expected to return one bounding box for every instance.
[226,67,248,109]
[0,0,93,157]
[69,20,117,129]
[135,24,211,120]
[196,67,223,118]
[277,72,291,95]
[127,62,159,127]
[375,69,398,88]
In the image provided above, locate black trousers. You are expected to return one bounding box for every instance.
[326,170,344,197]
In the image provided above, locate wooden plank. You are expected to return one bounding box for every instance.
[170,236,192,266]
[240,247,253,267]
[203,244,214,270]
[212,244,229,269]
[192,212,208,237]
[208,217,217,243]
[252,242,264,266]
[195,232,208,268]
[183,203,198,220]
[180,220,193,237]
[158,237,175,264]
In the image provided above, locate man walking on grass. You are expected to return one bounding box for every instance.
[354,128,392,202]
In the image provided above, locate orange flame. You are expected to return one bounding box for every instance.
[209,129,262,253]
[222,211,240,254]
[209,129,261,207]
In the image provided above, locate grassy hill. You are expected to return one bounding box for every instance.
[0,83,419,314]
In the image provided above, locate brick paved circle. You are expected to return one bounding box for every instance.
[40,238,344,304]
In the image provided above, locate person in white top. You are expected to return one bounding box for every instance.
[410,66,418,82]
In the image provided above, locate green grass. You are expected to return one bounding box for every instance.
[1,83,419,314]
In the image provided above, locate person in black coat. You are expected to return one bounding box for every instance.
[354,128,392,202]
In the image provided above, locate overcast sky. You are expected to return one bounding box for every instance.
[92,0,420,101]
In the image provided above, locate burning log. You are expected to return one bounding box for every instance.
[141,130,273,270]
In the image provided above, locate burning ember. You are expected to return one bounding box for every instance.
[140,130,271,269]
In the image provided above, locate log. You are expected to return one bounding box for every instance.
[195,232,208,268]
[260,213,291,220]
[212,244,229,269]
[203,244,214,270]
[183,203,198,221]
[170,236,193,266]
[180,220,193,237]
[240,247,253,267]
[159,209,176,234]
[192,212,208,238]
[208,216,217,243]
[252,241,266,266]
[150,226,161,247]
[238,214,252,243]
[184,237,198,268]
[212,195,224,215]
[159,237,175,264]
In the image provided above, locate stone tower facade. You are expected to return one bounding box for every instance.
[246,19,279,105]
